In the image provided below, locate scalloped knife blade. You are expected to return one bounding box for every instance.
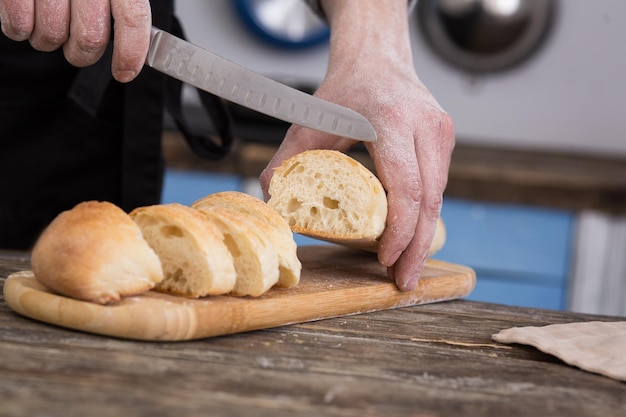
[146,27,377,142]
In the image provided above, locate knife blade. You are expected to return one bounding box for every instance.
[146,27,377,142]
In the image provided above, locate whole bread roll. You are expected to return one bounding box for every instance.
[268,150,446,255]
[191,191,301,288]
[197,206,280,297]
[31,201,164,305]
[130,203,237,298]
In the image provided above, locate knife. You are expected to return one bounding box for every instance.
[145,27,377,142]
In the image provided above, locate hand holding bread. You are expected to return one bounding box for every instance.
[267,150,446,256]
[30,150,447,304]
[259,2,454,292]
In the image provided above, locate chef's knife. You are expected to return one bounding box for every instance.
[146,27,377,142]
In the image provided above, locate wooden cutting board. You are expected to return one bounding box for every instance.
[3,245,475,341]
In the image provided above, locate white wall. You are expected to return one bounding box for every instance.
[176,0,626,156]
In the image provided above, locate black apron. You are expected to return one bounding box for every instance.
[0,1,233,250]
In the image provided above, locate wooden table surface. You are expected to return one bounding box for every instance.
[1,251,624,417]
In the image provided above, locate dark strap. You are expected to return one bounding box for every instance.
[68,14,234,162]
[164,17,235,160]
[66,44,113,116]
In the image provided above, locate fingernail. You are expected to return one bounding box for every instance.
[381,250,402,267]
[399,277,418,292]
[114,70,137,83]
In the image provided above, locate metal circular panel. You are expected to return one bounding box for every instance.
[418,0,556,72]
[234,0,329,49]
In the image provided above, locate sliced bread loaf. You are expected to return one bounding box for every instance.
[268,150,446,255]
[130,203,237,298]
[196,206,280,297]
[267,150,387,250]
[191,191,301,288]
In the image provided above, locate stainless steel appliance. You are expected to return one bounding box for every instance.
[176,0,626,156]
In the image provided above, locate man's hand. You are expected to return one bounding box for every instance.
[0,0,151,82]
[260,0,455,291]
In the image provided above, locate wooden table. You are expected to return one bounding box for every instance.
[1,251,624,417]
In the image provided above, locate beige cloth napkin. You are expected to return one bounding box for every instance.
[492,321,626,381]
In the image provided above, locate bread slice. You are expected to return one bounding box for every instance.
[191,191,301,288]
[196,206,279,297]
[31,201,164,305]
[130,203,236,298]
[267,150,387,250]
[268,150,446,255]
[429,218,446,256]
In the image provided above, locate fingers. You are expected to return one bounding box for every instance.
[1,0,111,67]
[110,0,151,82]
[389,181,446,290]
[389,110,455,291]
[62,0,110,67]
[0,0,35,41]
[0,0,150,82]
[388,203,441,291]
[31,0,70,51]
[373,138,421,269]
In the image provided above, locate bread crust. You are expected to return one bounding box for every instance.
[31,201,164,305]
[130,203,237,298]
[268,149,387,241]
[197,206,280,297]
[192,191,301,288]
[267,150,446,255]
